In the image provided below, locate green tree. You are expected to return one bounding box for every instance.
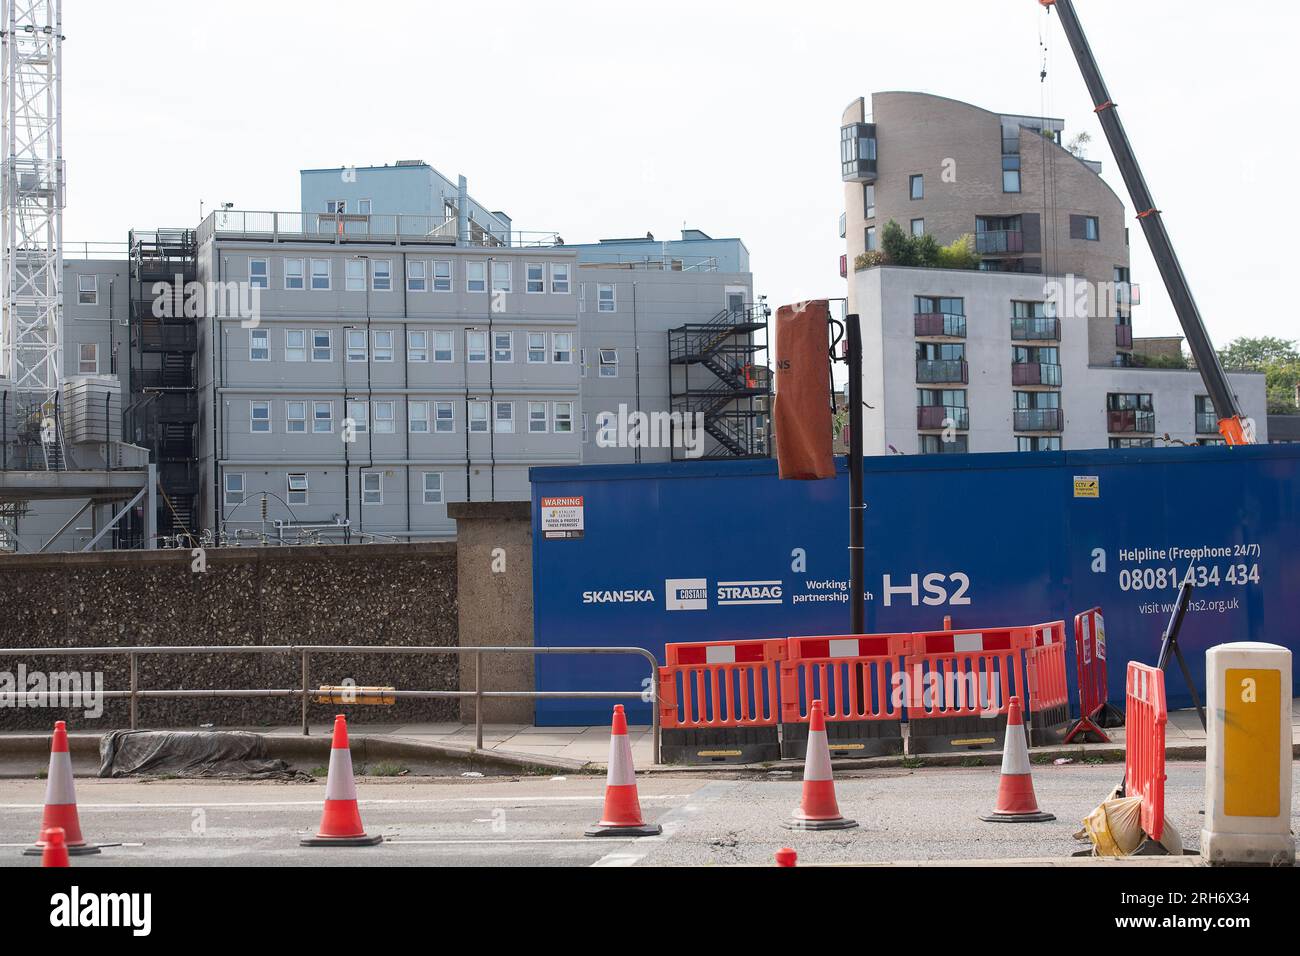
[1216,336,1300,414]
[880,219,915,266]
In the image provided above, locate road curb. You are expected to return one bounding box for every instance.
[0,732,593,777]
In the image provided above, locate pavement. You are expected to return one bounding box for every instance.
[0,762,1293,867]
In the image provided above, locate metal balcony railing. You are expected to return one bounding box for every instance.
[1107,409,1155,434]
[975,230,1024,255]
[1014,408,1064,431]
[196,210,561,249]
[916,359,969,384]
[917,405,969,430]
[914,312,967,338]
[1010,317,1060,341]
[1012,362,1062,387]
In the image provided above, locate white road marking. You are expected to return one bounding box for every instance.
[385,838,635,846]
[592,852,646,866]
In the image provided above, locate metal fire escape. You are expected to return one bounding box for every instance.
[120,228,199,546]
[668,303,771,460]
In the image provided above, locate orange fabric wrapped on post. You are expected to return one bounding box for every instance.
[773,300,834,480]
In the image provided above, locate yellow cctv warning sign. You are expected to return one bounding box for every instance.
[1073,475,1099,498]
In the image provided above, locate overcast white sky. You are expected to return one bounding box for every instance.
[62,0,1297,347]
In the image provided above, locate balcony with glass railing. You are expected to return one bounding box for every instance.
[914,312,966,338]
[917,404,969,430]
[974,230,1024,255]
[1011,362,1062,386]
[1010,317,1060,341]
[1013,408,1063,432]
[1107,409,1155,434]
[916,359,969,384]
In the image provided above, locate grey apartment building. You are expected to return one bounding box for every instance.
[3,163,766,552]
[840,92,1265,455]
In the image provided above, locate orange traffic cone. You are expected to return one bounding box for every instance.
[40,827,70,867]
[24,721,100,856]
[775,847,798,867]
[585,705,661,837]
[784,699,857,830]
[300,715,383,846]
[980,696,1055,823]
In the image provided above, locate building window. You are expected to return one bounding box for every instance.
[493,331,513,363]
[250,329,269,361]
[469,401,489,433]
[423,472,444,504]
[467,331,487,363]
[373,401,395,434]
[287,473,309,506]
[346,329,368,362]
[433,260,452,292]
[326,200,346,214]
[287,400,306,433]
[1195,395,1218,434]
[358,199,371,215]
[250,400,271,433]
[346,400,369,434]
[248,259,269,290]
[312,400,333,433]
[1085,217,1099,241]
[433,330,453,363]
[434,401,455,433]
[911,218,924,237]
[597,283,615,312]
[407,330,428,362]
[527,332,547,363]
[552,332,573,363]
[919,434,967,454]
[372,258,392,291]
[865,226,876,252]
[466,261,486,292]
[528,401,548,433]
[311,329,332,362]
[599,348,618,377]
[408,400,430,434]
[77,343,98,374]
[78,274,98,305]
[346,259,366,292]
[310,258,331,290]
[491,260,512,293]
[1109,438,1154,449]
[285,258,305,290]
[1002,155,1021,193]
[910,174,924,200]
[554,402,574,434]
[373,330,395,362]
[551,263,571,294]
[494,401,514,433]
[285,329,306,362]
[407,260,427,292]
[526,263,545,293]
[580,347,587,376]
[223,473,245,507]
[1017,436,1061,452]
[361,471,383,505]
[864,184,875,219]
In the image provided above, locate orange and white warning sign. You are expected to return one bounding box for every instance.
[541,496,585,539]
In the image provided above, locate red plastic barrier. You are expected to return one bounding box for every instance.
[1124,662,1167,842]
[779,634,908,758]
[659,638,786,763]
[1065,607,1113,743]
[1024,621,1071,744]
[902,626,1031,753]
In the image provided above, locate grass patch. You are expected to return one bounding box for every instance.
[363,762,408,777]
[1030,754,1053,765]
[961,755,985,767]
[309,765,328,778]
[900,755,925,769]
[35,769,47,780]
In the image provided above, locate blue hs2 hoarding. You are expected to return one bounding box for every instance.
[530,445,1299,725]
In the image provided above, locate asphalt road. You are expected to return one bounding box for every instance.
[0,764,1295,866]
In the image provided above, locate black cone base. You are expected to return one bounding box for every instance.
[23,843,101,857]
[584,822,663,838]
[782,816,859,831]
[300,833,385,846]
[979,810,1056,823]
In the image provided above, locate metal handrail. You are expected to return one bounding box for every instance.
[0,644,662,764]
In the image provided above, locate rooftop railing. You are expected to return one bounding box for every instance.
[196,210,560,249]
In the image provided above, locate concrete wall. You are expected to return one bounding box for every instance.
[449,501,534,724]
[0,542,458,729]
